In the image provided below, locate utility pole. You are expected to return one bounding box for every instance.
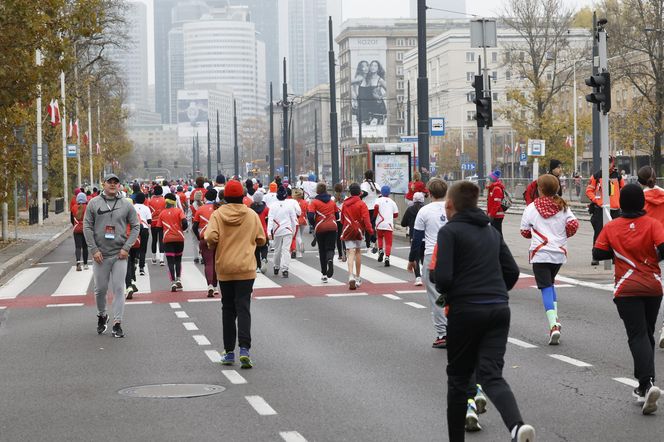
[233,99,239,177]
[216,110,221,175]
[328,16,340,185]
[282,58,289,181]
[60,71,68,212]
[314,108,319,180]
[207,118,211,178]
[196,132,200,175]
[192,136,196,178]
[357,96,363,145]
[97,93,101,183]
[416,0,430,180]
[36,50,44,225]
[269,82,275,178]
[407,80,412,136]
[74,47,81,187]
[87,83,93,187]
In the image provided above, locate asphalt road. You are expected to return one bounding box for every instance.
[1,227,664,441]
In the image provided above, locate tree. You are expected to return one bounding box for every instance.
[602,0,664,173]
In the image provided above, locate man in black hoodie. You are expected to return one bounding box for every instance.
[435,181,534,442]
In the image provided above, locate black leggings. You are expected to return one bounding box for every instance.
[151,226,164,255]
[138,227,149,269]
[255,244,268,268]
[73,232,88,264]
[163,242,184,281]
[125,248,139,288]
[219,279,254,351]
[316,230,337,274]
[365,209,376,247]
[336,221,346,257]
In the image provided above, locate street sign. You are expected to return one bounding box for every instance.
[430,118,445,136]
[520,152,527,166]
[461,162,476,171]
[399,136,418,143]
[67,144,77,158]
[527,139,546,156]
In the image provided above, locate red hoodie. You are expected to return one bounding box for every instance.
[644,186,664,227]
[340,195,374,241]
[487,181,505,219]
[405,180,428,201]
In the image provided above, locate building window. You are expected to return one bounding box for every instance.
[492,52,498,63]
[396,51,404,61]
[409,38,417,46]
[492,71,498,81]
[398,110,405,119]
[398,126,405,135]
[467,110,476,121]
[546,71,553,81]
[506,71,512,81]
[493,92,499,101]
[397,80,404,90]
[467,92,476,102]
[396,66,404,75]
[466,72,474,82]
[466,52,475,62]
[396,38,405,46]
[397,95,404,103]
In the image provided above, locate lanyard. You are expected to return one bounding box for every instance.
[105,198,119,219]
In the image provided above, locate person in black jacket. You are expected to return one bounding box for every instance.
[401,191,425,285]
[435,181,534,442]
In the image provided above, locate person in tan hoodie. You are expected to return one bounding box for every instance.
[205,179,266,369]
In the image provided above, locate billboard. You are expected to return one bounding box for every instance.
[177,90,209,138]
[350,37,388,139]
[373,152,411,194]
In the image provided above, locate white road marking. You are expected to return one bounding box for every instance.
[192,335,211,346]
[529,284,575,289]
[245,395,278,416]
[508,337,538,349]
[288,260,344,286]
[0,306,6,310]
[187,298,217,303]
[382,294,402,300]
[548,354,593,367]
[254,272,281,289]
[135,265,151,294]
[255,295,296,300]
[125,301,152,305]
[205,350,222,363]
[518,272,533,279]
[0,267,48,299]
[179,261,209,292]
[52,266,93,297]
[280,431,308,442]
[183,322,198,331]
[555,274,613,292]
[222,370,248,385]
[175,311,189,318]
[326,292,368,297]
[404,302,427,309]
[396,289,427,294]
[376,254,410,271]
[613,377,639,388]
[46,303,85,308]
[169,302,181,309]
[37,261,69,265]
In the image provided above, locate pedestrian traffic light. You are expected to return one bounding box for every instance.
[585,71,611,114]
[472,75,493,128]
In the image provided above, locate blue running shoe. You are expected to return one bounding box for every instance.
[239,347,253,369]
[221,351,235,366]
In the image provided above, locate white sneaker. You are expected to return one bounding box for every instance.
[83,264,89,270]
[465,402,482,432]
[207,284,214,297]
[355,277,362,287]
[414,277,423,286]
[321,276,328,283]
[643,384,661,415]
[512,424,535,442]
[260,258,268,274]
[659,327,664,349]
[159,260,165,266]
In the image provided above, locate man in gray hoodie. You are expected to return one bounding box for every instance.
[84,173,140,338]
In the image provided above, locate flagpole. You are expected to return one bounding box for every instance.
[87,83,93,187]
[60,71,68,213]
[74,50,81,187]
[97,93,101,180]
[36,50,44,226]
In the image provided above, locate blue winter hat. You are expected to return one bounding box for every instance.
[76,192,87,204]
[308,173,316,181]
[380,185,391,196]
[489,170,501,183]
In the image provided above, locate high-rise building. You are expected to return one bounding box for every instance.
[154,0,179,123]
[409,0,467,19]
[288,0,329,94]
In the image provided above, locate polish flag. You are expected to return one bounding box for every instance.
[95,142,100,154]
[83,131,89,146]
[565,135,573,148]
[74,119,80,140]
[47,100,60,127]
[68,119,73,138]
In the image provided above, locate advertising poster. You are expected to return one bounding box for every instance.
[350,37,388,139]
[373,152,411,194]
[177,90,209,138]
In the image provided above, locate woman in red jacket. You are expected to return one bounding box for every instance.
[157,193,188,292]
[71,192,89,271]
[486,170,505,235]
[341,183,374,290]
[308,183,340,282]
[405,171,428,206]
[593,184,664,415]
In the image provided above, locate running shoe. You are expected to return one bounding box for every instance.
[432,335,447,348]
[273,267,279,276]
[643,381,661,415]
[465,401,482,432]
[239,347,253,369]
[326,259,334,278]
[633,387,646,404]
[260,258,268,274]
[76,262,82,272]
[548,324,561,345]
[511,424,535,442]
[194,257,200,264]
[282,270,289,278]
[311,238,317,247]
[591,260,599,266]
[97,314,109,334]
[131,282,138,293]
[200,257,205,265]
[111,322,125,338]
[221,351,235,365]
[341,254,347,262]
[207,284,214,298]
[213,288,220,296]
[349,279,357,290]
[125,287,134,300]
[371,243,378,254]
[83,264,89,270]
[355,277,362,287]
[659,327,664,349]
[159,260,165,266]
[151,257,157,265]
[384,257,390,267]
[139,268,145,276]
[291,251,296,259]
[171,283,177,292]
[474,384,487,414]
[414,277,423,286]
[377,250,384,262]
[176,278,183,289]
[321,275,328,283]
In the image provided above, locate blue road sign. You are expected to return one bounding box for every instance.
[67,144,77,158]
[461,162,476,171]
[430,118,446,136]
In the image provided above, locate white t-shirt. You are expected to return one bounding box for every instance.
[134,204,152,229]
[413,200,448,256]
[361,180,380,210]
[302,181,317,201]
[374,196,399,231]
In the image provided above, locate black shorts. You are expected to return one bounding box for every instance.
[532,263,562,289]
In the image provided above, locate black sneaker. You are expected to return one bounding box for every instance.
[139,268,145,276]
[273,267,279,276]
[291,251,296,259]
[511,424,535,442]
[591,260,599,266]
[131,283,138,293]
[194,257,200,264]
[311,237,317,247]
[282,270,289,278]
[112,323,125,338]
[377,250,384,262]
[326,259,334,278]
[384,257,390,267]
[371,244,378,254]
[97,314,109,334]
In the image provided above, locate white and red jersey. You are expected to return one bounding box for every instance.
[373,196,399,231]
[193,203,216,240]
[520,197,579,264]
[267,200,298,238]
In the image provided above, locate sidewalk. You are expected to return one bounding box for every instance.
[0,210,72,282]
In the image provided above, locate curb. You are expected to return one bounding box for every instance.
[0,225,71,282]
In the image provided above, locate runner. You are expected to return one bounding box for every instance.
[401,191,425,285]
[148,186,166,266]
[192,189,219,297]
[374,185,399,267]
[291,188,308,258]
[124,197,143,300]
[361,170,380,251]
[341,183,373,290]
[593,184,664,415]
[333,183,347,262]
[133,192,151,276]
[157,193,188,292]
[250,191,270,273]
[267,186,298,278]
[308,182,340,282]
[520,174,579,345]
[486,170,505,235]
[71,192,89,271]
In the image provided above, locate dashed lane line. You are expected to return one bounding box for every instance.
[404,302,427,309]
[169,302,181,309]
[46,303,84,308]
[548,354,593,367]
[246,395,278,416]
[175,311,189,319]
[126,301,153,305]
[192,335,211,346]
[382,294,402,300]
[396,289,426,294]
[507,338,538,349]
[204,350,222,363]
[222,370,248,385]
[613,377,639,388]
[183,322,199,331]
[325,292,368,297]
[255,295,296,300]
[188,298,217,303]
[280,431,308,442]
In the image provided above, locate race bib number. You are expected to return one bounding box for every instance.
[104,225,116,240]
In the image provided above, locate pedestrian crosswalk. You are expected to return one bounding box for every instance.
[0,267,47,299]
[52,266,93,297]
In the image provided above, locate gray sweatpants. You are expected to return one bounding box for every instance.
[93,255,128,323]
[273,234,293,272]
[422,254,447,337]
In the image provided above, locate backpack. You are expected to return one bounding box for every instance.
[522,180,538,205]
[501,189,513,212]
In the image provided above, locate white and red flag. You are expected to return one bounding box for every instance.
[95,142,100,154]
[565,135,574,148]
[83,131,89,146]
[47,99,60,127]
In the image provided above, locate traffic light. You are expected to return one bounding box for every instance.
[585,71,611,114]
[472,75,493,128]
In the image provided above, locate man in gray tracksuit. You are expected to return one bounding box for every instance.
[84,173,140,338]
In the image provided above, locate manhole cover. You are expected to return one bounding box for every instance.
[118,384,225,398]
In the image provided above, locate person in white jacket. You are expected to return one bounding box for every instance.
[520,174,579,345]
[267,186,299,277]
